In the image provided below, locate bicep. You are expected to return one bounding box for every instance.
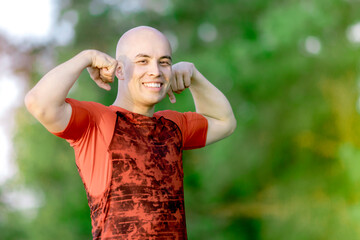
[38,102,73,133]
[204,116,236,145]
[25,95,91,141]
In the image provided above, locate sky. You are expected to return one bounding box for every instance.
[0,0,55,184]
[0,0,55,43]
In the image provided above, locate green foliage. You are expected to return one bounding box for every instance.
[3,0,360,239]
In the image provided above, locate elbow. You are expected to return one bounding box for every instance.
[219,115,237,139]
[226,115,237,136]
[204,115,237,145]
[24,90,47,119]
[24,91,37,114]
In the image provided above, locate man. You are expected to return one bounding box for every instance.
[25,26,236,239]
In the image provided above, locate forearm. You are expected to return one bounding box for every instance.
[188,69,236,144]
[169,61,236,144]
[25,50,91,112]
[25,49,116,132]
[190,69,235,122]
[24,50,93,133]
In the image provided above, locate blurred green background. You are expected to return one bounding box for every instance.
[2,0,360,239]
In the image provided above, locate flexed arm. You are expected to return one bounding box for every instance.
[25,50,117,133]
[168,62,236,145]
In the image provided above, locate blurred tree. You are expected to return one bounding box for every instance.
[4,0,360,239]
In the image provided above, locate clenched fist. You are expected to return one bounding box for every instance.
[86,50,118,91]
[167,62,196,103]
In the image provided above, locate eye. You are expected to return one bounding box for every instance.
[160,61,171,66]
[137,59,148,64]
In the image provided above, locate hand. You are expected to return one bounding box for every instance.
[167,62,195,103]
[86,50,118,91]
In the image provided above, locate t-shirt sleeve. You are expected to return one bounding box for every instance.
[157,110,208,150]
[51,98,91,143]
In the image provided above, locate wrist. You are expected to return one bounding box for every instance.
[77,50,94,68]
[191,68,206,88]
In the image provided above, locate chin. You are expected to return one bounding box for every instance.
[143,95,166,106]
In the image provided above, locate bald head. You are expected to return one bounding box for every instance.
[116,26,172,60]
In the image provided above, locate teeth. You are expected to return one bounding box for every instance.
[143,82,161,88]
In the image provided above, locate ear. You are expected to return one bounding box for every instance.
[115,61,124,80]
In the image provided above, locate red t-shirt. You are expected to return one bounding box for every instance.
[53,98,208,239]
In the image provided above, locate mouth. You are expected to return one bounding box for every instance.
[142,82,163,88]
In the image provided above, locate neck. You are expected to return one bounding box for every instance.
[112,95,155,117]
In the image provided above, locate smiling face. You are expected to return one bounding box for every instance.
[116,27,173,108]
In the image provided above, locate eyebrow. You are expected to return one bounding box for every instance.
[135,54,172,61]
[161,55,172,61]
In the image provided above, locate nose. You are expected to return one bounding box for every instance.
[148,62,161,77]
